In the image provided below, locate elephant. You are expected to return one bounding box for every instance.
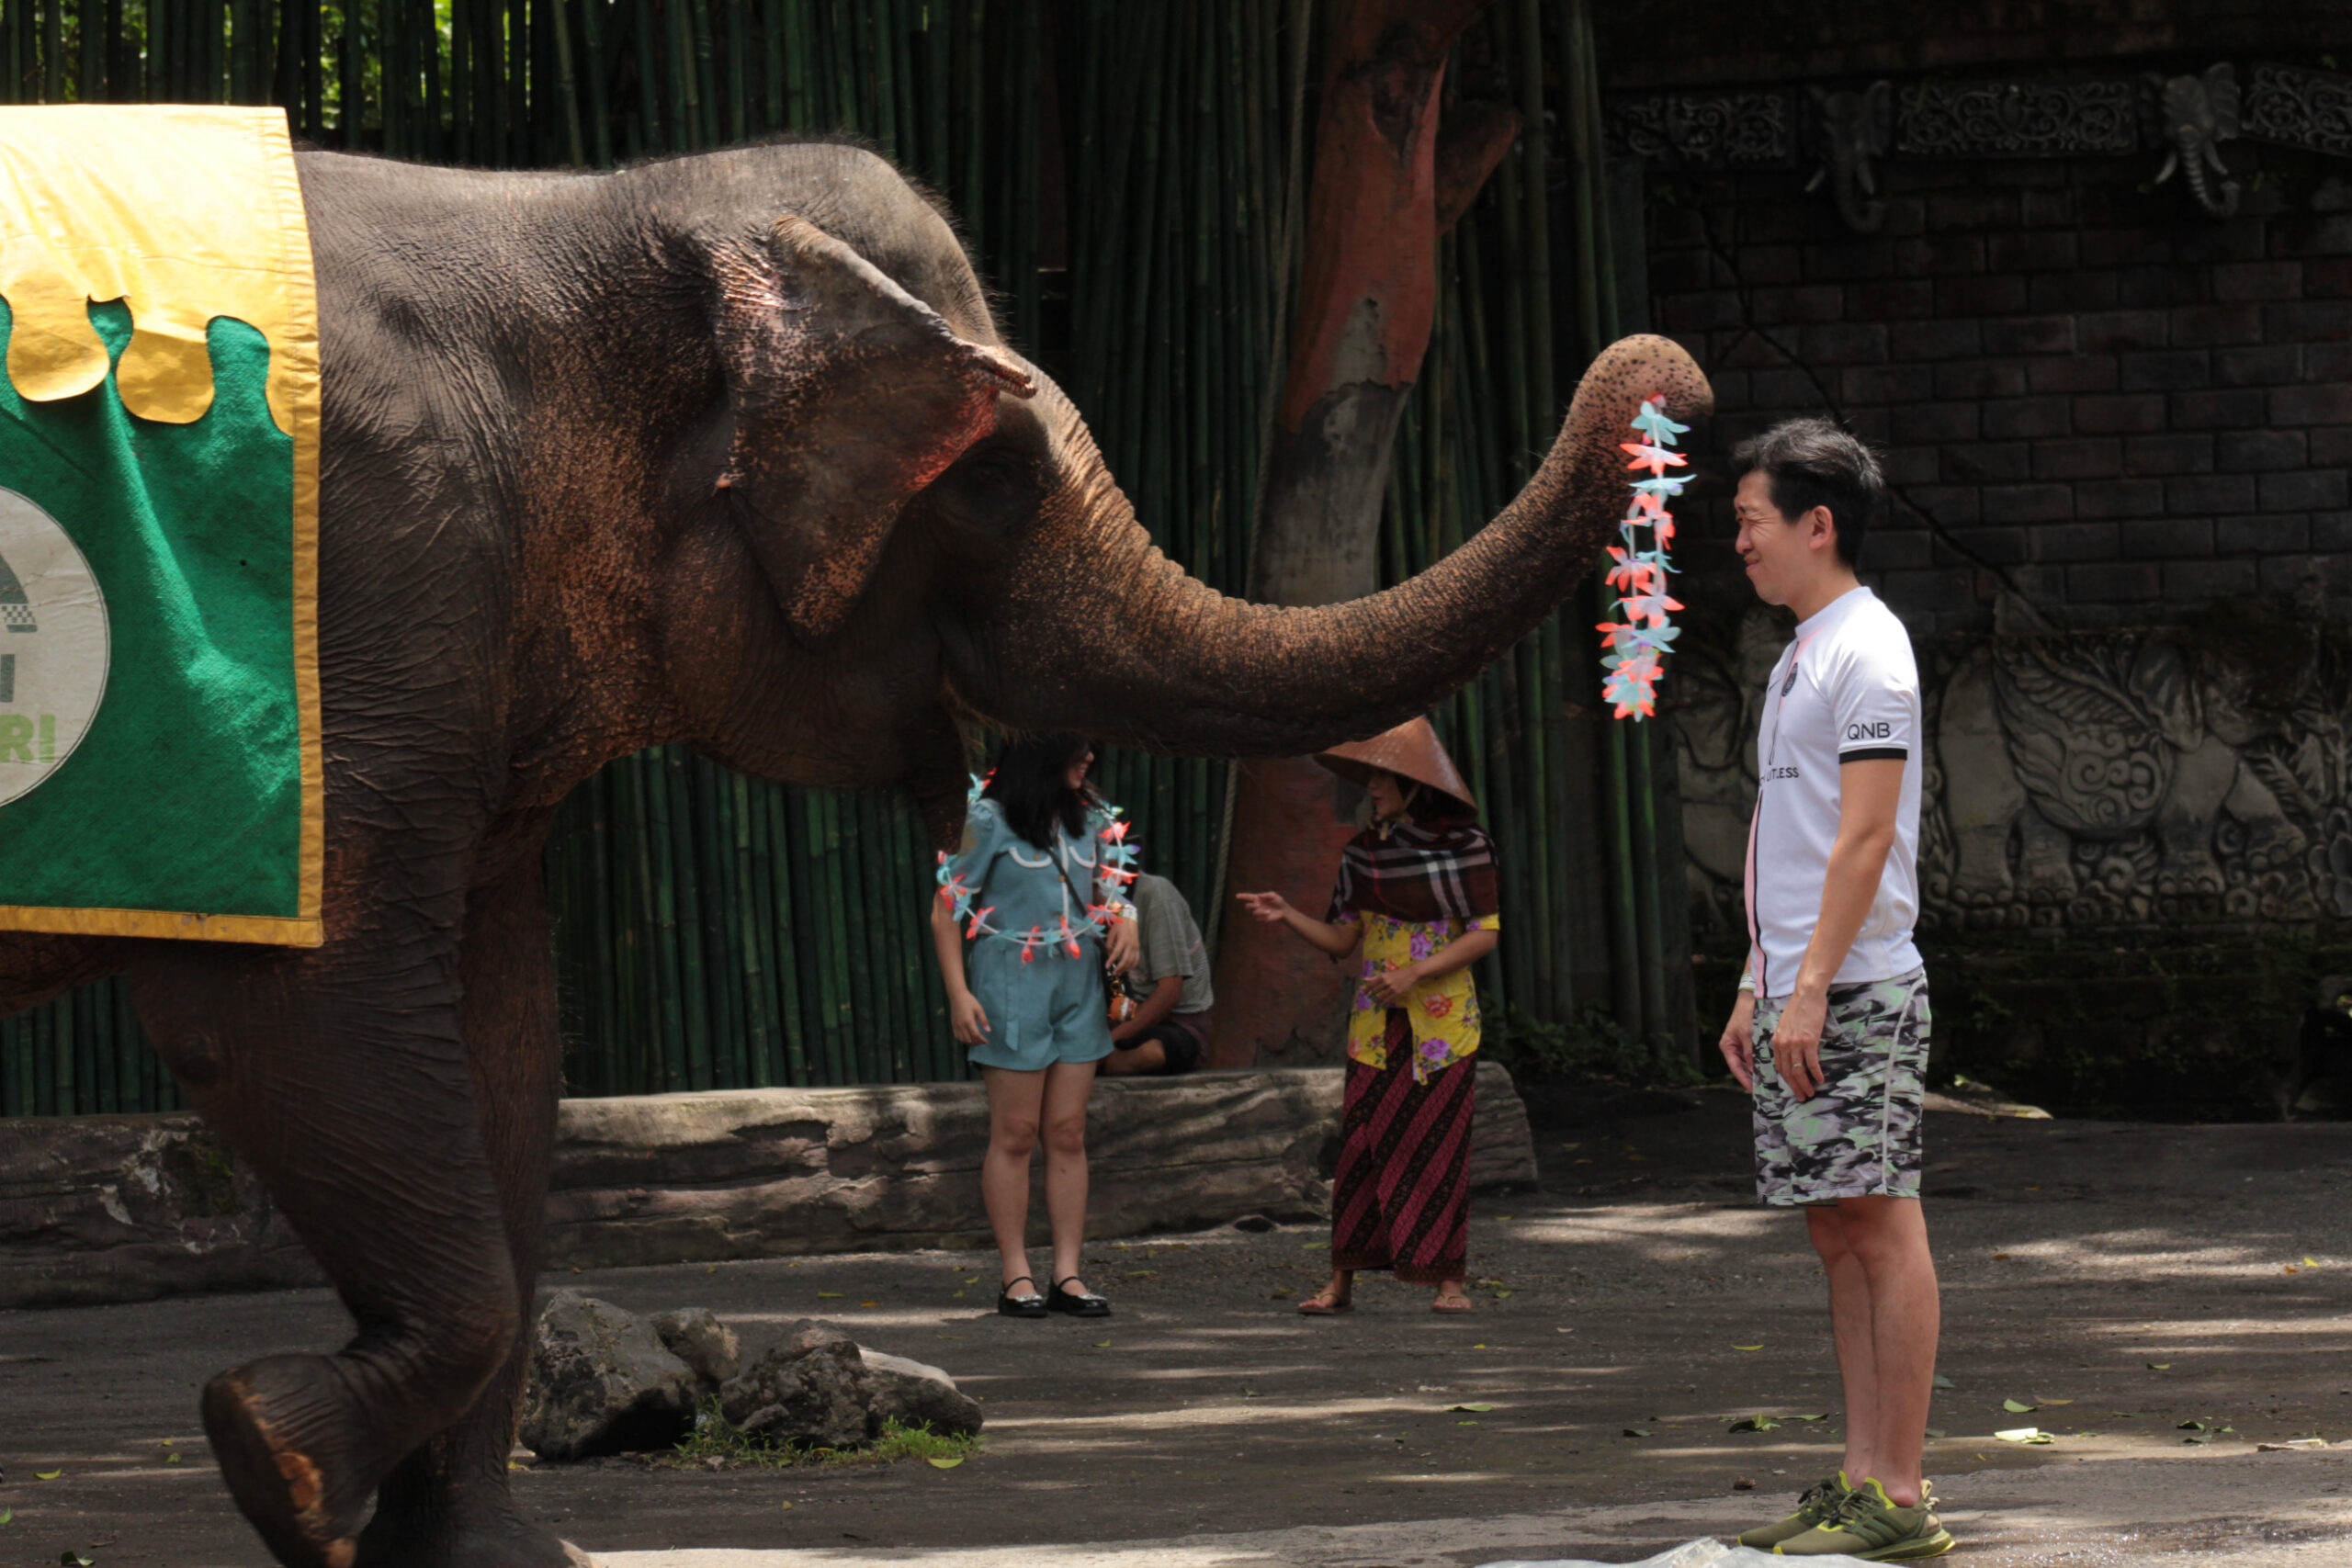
[0,141,1709,1568]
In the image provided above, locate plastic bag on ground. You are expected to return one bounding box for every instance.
[1481,1540,1871,1568]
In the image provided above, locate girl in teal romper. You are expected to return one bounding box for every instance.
[930,734,1137,1318]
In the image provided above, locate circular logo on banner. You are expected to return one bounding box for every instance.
[0,487,109,807]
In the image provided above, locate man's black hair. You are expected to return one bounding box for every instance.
[1728,417,1886,569]
[984,732,1094,850]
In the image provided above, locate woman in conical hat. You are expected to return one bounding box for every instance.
[1237,716,1499,1314]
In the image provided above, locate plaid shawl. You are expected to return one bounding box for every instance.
[1326,818,1500,926]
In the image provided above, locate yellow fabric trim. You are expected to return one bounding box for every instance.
[0,902,322,944]
[0,107,322,946]
[0,106,314,434]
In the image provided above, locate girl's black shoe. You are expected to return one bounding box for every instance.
[998,1276,1048,1318]
[1047,1276,1112,1317]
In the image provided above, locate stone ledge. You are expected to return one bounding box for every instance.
[1,1064,1536,1308]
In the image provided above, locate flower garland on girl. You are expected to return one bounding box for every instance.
[1598,396,1692,721]
[933,773,1141,963]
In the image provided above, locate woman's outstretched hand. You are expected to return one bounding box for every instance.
[1236,891,1293,923]
[949,990,991,1046]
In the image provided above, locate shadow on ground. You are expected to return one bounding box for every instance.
[4,1089,2348,1565]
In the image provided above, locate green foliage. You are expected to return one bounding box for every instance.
[666,1398,982,1471]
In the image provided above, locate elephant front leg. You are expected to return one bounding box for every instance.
[131,923,521,1568]
[358,852,591,1568]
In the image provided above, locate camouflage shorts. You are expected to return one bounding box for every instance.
[1751,968,1930,1207]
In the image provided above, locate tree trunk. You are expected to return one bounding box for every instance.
[1208,0,1517,1068]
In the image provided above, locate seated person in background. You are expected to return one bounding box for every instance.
[1105,873,1215,1076]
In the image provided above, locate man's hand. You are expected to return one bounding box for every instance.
[949,990,990,1046]
[1718,992,1758,1091]
[1364,961,1421,1007]
[1772,987,1828,1100]
[1104,918,1139,976]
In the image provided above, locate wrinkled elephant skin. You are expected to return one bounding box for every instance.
[0,142,1707,1568]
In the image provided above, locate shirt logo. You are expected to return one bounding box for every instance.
[1845,720,1892,741]
[1764,765,1799,781]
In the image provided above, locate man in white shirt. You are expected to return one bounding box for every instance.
[1716,418,1951,1562]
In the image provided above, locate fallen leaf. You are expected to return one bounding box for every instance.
[1727,1416,1781,1433]
[1092,1340,1112,1348]
[815,1292,844,1299]
[2038,1397,2075,1406]
[1786,1413,1829,1422]
[1623,1427,1651,1438]
[1994,1427,2051,1444]
[780,1501,793,1509]
[1733,1344,1764,1351]
[1495,1289,1516,1299]
[2177,1420,2206,1430]
[1302,1241,1325,1249]
[858,1301,879,1307]
[62,1553,92,1568]
[1497,1214,1514,1222]
[2146,1362,2171,1371]
[164,1453,181,1465]
[1991,1253,2010,1260]
[1932,1373,1957,1389]
[2303,1256,2319,1266]
[1449,1404,1494,1413]
[1732,1477,1756,1490]
[2003,1398,2039,1414]
[1472,1343,1488,1349]
[1924,1428,1946,1439]
[927,1456,964,1470]
[35,1470,61,1481]
[1456,1420,1479,1426]
[0,1507,10,1524]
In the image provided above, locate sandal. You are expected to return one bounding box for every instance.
[998,1275,1048,1318]
[1046,1276,1112,1317]
[1430,1289,1475,1314]
[1296,1286,1352,1315]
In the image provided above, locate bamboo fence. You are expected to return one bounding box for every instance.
[0,0,1694,1118]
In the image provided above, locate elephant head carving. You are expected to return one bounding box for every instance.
[2145,63,2241,220]
[1804,79,1894,234]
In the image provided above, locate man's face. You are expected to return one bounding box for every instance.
[1733,469,1830,608]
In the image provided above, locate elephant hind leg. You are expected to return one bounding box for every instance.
[131,934,520,1568]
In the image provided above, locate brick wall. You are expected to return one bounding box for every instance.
[1646,144,2352,635]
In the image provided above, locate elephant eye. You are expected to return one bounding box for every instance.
[927,440,1044,534]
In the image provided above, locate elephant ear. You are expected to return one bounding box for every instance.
[710,213,1034,639]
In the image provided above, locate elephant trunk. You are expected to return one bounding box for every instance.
[945,333,1711,756]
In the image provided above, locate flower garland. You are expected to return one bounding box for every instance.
[933,774,1140,962]
[1597,396,1690,721]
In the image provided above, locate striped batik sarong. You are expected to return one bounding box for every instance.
[1330,1010,1475,1283]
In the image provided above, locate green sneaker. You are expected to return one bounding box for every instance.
[1735,1472,1850,1551]
[1774,1476,1954,1560]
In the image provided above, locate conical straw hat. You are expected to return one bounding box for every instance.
[1314,716,1476,817]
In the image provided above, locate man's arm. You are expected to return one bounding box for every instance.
[1112,976,1183,1042]
[1769,757,1904,1100]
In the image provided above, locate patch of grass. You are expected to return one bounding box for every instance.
[665,1398,983,1470]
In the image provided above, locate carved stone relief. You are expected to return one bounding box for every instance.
[1896,78,2141,158]
[1670,606,2352,938]
[2245,62,2352,158]
[1609,91,1796,167]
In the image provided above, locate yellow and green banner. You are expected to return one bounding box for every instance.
[0,106,322,945]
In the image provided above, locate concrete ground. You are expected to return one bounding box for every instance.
[4,1085,2348,1567]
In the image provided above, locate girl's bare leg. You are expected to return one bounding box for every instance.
[980,1066,1048,1289]
[1039,1059,1099,1291]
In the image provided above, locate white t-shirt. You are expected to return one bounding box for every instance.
[1743,585,1924,1001]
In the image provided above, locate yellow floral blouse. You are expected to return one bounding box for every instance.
[1336,908,1501,1083]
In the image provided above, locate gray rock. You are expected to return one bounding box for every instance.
[1229,1213,1276,1233]
[861,1348,984,1438]
[779,1316,858,1357]
[651,1306,741,1390]
[718,1337,876,1450]
[520,1291,699,1461]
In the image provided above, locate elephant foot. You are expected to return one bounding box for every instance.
[202,1355,383,1568]
[356,1494,593,1568]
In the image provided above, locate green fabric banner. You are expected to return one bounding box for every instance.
[0,298,314,940]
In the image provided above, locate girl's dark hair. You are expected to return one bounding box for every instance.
[984,733,1094,849]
